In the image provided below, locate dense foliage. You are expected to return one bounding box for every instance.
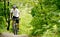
[1,0,60,37]
[0,1,7,33]
[31,0,60,36]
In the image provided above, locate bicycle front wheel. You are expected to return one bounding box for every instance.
[13,23,18,35]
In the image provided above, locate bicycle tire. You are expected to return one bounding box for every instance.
[13,23,18,35]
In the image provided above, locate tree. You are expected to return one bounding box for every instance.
[7,0,10,30]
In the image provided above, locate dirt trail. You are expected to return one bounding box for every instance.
[0,32,28,37]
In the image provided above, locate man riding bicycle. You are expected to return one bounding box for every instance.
[10,5,20,31]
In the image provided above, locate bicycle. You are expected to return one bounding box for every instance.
[7,18,19,35]
[12,19,18,35]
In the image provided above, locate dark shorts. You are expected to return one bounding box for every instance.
[12,16,19,23]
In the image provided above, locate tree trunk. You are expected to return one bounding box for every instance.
[4,0,6,16]
[7,0,10,30]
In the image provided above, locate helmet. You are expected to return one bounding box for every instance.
[12,5,16,8]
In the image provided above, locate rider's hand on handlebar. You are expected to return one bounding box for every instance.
[10,17,12,20]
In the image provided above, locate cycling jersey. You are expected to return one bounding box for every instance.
[10,8,20,17]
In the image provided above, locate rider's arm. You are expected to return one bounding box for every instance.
[18,10,20,19]
[10,13,13,19]
[10,9,13,19]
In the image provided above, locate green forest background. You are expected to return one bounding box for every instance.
[0,0,60,37]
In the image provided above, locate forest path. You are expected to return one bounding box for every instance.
[0,32,28,37]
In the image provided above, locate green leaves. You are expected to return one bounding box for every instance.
[31,0,60,36]
[0,16,6,33]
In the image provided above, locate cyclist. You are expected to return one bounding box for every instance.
[10,5,20,31]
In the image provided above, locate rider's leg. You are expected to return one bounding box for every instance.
[12,16,15,27]
[12,20,14,28]
[12,16,14,33]
[16,18,19,30]
[17,23,19,30]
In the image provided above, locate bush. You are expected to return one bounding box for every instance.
[31,0,60,35]
[0,16,6,33]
